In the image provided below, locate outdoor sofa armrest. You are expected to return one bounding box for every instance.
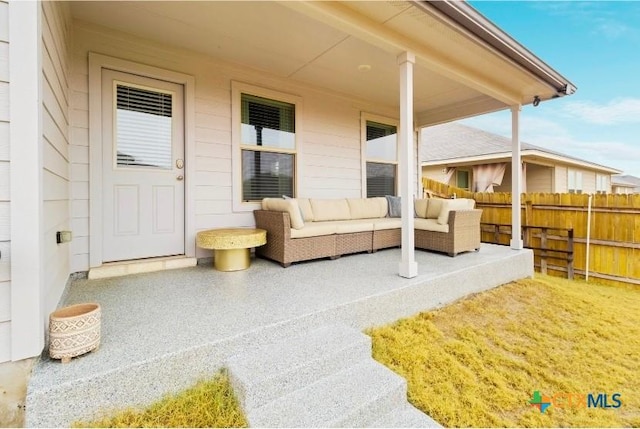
[254,210,292,240]
[447,209,483,229]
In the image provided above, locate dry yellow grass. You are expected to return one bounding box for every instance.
[368,275,640,427]
[73,370,247,428]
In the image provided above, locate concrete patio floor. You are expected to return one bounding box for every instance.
[26,244,533,427]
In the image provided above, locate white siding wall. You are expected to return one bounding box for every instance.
[0,0,10,362]
[422,166,448,185]
[42,2,71,316]
[554,165,567,193]
[526,163,553,193]
[582,170,596,195]
[70,22,402,269]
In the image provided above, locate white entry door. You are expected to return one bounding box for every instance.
[102,69,185,262]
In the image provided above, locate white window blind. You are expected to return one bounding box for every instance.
[366,121,397,197]
[116,85,173,169]
[240,93,296,201]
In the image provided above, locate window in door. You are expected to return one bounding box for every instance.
[456,169,470,190]
[115,84,173,170]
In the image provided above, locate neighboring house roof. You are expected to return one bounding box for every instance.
[421,122,621,174]
[612,175,640,190]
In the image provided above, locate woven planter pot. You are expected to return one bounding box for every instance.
[49,303,101,363]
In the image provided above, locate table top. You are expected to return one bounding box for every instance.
[196,228,266,250]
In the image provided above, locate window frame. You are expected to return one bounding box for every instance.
[232,81,302,211]
[361,113,399,198]
[568,169,584,194]
[456,168,471,191]
[596,174,609,194]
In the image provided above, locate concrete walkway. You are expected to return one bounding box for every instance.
[26,244,532,426]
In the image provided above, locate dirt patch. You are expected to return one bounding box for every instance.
[0,359,35,428]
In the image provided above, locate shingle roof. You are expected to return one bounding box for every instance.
[612,175,640,189]
[421,122,617,173]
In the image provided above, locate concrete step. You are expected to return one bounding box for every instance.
[227,324,371,410]
[246,360,407,427]
[370,403,442,428]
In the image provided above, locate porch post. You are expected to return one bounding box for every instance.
[9,0,44,360]
[510,105,523,250]
[398,52,418,278]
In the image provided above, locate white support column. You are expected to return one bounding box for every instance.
[10,0,44,360]
[510,105,523,250]
[398,52,418,278]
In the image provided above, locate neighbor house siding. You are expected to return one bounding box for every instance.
[70,22,401,269]
[422,166,447,187]
[0,0,10,363]
[526,163,552,193]
[42,2,72,315]
[582,170,596,195]
[554,165,567,193]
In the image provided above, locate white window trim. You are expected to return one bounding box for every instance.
[456,168,471,191]
[231,81,303,212]
[88,53,196,267]
[360,112,399,198]
[568,169,583,194]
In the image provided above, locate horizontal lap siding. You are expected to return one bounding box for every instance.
[526,163,552,193]
[0,0,9,363]
[555,165,567,193]
[42,2,71,315]
[71,22,399,267]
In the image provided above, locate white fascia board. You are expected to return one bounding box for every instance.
[422,149,621,174]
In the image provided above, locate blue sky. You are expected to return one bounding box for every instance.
[461,1,640,177]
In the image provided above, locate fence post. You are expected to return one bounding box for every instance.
[567,229,574,280]
[540,227,548,275]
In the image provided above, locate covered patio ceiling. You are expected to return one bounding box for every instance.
[69,0,574,127]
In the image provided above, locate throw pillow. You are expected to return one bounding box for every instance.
[283,195,306,222]
[385,195,402,218]
[437,198,471,225]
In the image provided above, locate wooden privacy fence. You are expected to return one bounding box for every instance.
[423,178,640,286]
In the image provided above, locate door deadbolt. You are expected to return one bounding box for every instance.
[176,159,184,169]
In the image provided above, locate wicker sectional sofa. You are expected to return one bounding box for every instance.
[254,196,482,267]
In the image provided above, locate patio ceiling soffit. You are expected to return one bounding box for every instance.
[279,1,525,109]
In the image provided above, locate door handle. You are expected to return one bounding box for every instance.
[177,175,184,181]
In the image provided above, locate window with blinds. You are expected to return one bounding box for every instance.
[365,120,397,197]
[240,93,296,201]
[115,84,173,169]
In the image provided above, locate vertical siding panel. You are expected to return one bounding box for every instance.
[41,2,71,319]
[0,321,10,362]
[0,0,8,362]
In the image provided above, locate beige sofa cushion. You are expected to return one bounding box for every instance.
[437,198,475,225]
[290,222,337,239]
[311,199,351,221]
[347,197,388,219]
[426,198,445,219]
[297,198,314,222]
[262,198,305,230]
[334,219,375,234]
[414,199,429,218]
[372,218,402,231]
[415,218,449,233]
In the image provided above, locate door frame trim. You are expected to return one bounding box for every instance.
[88,53,196,267]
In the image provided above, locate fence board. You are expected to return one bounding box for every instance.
[423,178,640,287]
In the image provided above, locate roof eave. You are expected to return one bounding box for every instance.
[416,1,577,102]
[422,150,621,174]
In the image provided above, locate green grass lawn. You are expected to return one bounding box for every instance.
[74,370,247,428]
[368,275,640,427]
